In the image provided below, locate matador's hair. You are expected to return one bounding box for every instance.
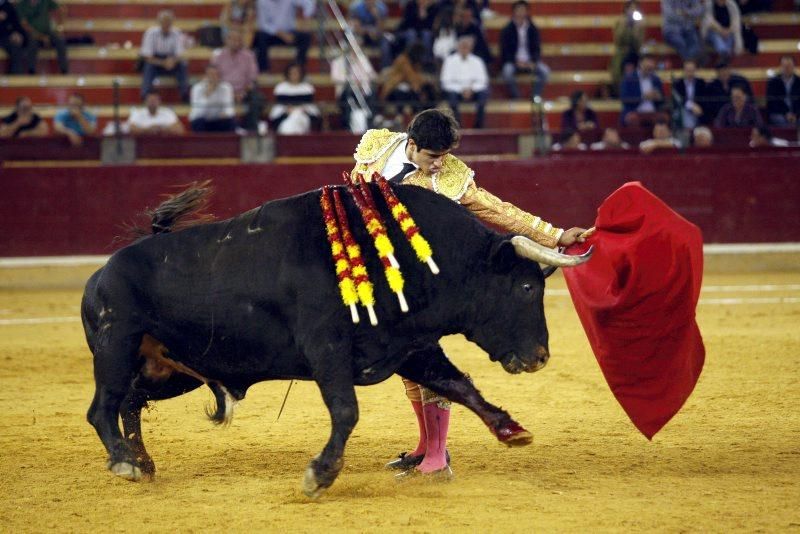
[407,109,460,152]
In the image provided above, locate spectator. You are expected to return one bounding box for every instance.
[220,0,256,47]
[673,59,708,128]
[1,0,29,74]
[661,0,704,62]
[331,43,377,133]
[53,92,97,146]
[561,90,598,132]
[765,55,799,126]
[706,60,753,119]
[551,129,587,151]
[432,7,458,63]
[692,125,714,146]
[454,4,492,66]
[620,54,664,126]
[212,28,259,103]
[639,119,681,153]
[714,84,763,127]
[749,125,789,147]
[440,35,489,129]
[702,0,743,60]
[140,10,189,102]
[500,0,549,100]
[0,95,48,137]
[269,63,319,134]
[189,65,236,132]
[590,127,631,150]
[395,0,438,63]
[380,42,437,116]
[253,0,314,73]
[17,0,67,74]
[609,1,645,95]
[735,0,772,15]
[128,90,185,135]
[348,0,392,69]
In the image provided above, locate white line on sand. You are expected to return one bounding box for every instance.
[0,316,80,326]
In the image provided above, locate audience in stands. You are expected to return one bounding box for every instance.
[500,0,548,100]
[269,63,320,134]
[189,64,236,132]
[661,0,704,62]
[0,95,49,138]
[253,0,314,73]
[1,0,28,74]
[348,0,393,69]
[692,125,714,147]
[765,55,799,126]
[609,0,645,96]
[432,7,458,63]
[702,0,743,60]
[735,0,772,15]
[128,90,185,135]
[17,0,68,74]
[331,43,377,133]
[706,60,753,118]
[139,10,190,102]
[381,42,437,116]
[749,125,789,148]
[395,0,438,64]
[212,29,259,103]
[551,129,587,151]
[673,59,708,129]
[454,5,492,66]
[53,93,97,146]
[590,128,631,150]
[561,91,598,132]
[220,0,256,47]
[620,55,664,126]
[714,84,763,127]
[639,119,681,153]
[440,35,489,128]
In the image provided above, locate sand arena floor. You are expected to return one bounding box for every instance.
[0,268,798,532]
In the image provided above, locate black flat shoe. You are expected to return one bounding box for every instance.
[385,451,424,470]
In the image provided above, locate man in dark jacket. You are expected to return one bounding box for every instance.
[705,60,753,122]
[672,59,708,128]
[619,54,664,125]
[500,0,549,99]
[0,0,29,73]
[765,55,799,126]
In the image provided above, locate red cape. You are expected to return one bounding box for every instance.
[562,182,705,439]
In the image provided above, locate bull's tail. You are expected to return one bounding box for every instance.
[205,382,239,427]
[124,181,215,240]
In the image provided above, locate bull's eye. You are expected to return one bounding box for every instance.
[522,283,533,293]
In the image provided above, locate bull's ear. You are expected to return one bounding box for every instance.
[490,239,517,274]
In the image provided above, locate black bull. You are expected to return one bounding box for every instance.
[82,182,590,498]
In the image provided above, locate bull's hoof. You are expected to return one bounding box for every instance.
[109,461,143,481]
[301,465,325,499]
[495,421,533,447]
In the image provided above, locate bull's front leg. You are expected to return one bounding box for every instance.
[397,345,533,446]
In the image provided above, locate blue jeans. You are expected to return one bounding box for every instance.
[706,30,735,57]
[663,23,701,61]
[443,89,489,128]
[141,60,189,100]
[502,61,550,99]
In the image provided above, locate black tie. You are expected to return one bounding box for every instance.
[390,163,417,183]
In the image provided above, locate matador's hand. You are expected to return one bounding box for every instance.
[558,227,593,246]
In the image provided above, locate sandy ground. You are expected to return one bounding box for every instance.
[1,270,799,533]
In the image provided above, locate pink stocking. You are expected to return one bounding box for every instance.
[417,402,450,473]
[409,400,427,457]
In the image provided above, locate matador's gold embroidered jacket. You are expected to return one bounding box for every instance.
[350,129,563,248]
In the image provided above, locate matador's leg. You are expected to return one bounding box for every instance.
[417,382,452,474]
[385,379,428,470]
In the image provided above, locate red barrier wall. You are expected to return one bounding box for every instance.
[1,149,799,256]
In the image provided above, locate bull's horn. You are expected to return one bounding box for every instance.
[510,236,593,267]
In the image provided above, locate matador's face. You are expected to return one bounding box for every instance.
[406,139,450,175]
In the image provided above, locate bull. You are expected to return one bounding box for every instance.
[82,182,591,498]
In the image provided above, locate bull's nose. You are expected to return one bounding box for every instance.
[525,346,550,373]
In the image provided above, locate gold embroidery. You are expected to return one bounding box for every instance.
[433,155,474,201]
[350,130,407,183]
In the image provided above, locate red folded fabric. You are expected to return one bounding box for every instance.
[562,182,705,439]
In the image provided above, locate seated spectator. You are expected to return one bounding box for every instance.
[17,0,68,74]
[500,0,549,99]
[673,59,708,129]
[189,65,236,132]
[609,1,645,96]
[1,0,29,74]
[692,125,714,147]
[253,0,314,73]
[765,55,799,126]
[53,93,97,146]
[0,95,48,137]
[702,0,743,60]
[140,10,189,102]
[706,60,753,119]
[395,0,438,64]
[590,127,631,150]
[749,125,789,148]
[348,0,392,69]
[220,0,256,47]
[380,42,437,117]
[454,5,491,66]
[331,43,378,133]
[639,119,681,153]
[440,35,489,129]
[714,84,763,127]
[212,28,259,103]
[620,54,664,126]
[735,0,772,15]
[661,0,703,62]
[128,90,185,135]
[551,129,587,151]
[561,91,598,132]
[269,63,319,134]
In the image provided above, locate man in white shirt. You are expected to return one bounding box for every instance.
[440,36,490,128]
[189,64,236,132]
[139,10,189,101]
[128,90,185,135]
[253,0,315,72]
